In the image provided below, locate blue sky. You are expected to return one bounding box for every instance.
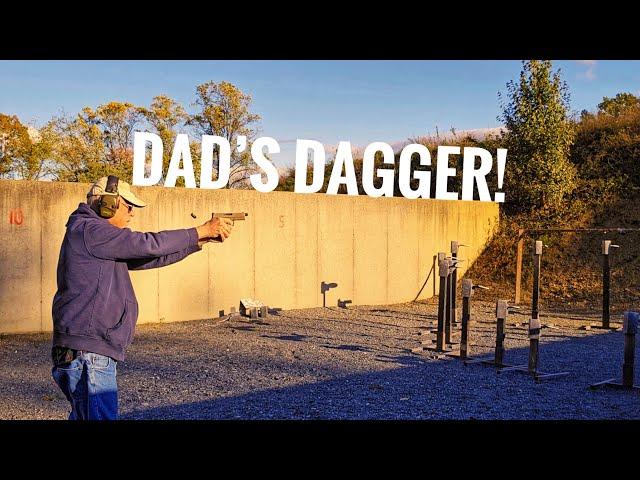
[1,60,639,166]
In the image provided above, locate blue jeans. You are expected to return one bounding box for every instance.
[52,351,118,420]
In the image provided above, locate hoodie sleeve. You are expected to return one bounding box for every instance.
[126,243,202,270]
[83,220,200,261]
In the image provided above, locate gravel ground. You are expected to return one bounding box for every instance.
[1,299,639,420]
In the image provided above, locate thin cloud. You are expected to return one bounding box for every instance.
[575,60,597,80]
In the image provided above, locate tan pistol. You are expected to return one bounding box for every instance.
[211,212,248,242]
[213,212,248,222]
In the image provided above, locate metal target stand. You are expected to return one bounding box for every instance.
[413,247,465,357]
[445,278,488,360]
[498,240,569,382]
[449,241,469,327]
[463,299,520,369]
[590,311,640,391]
[583,240,623,331]
[413,255,455,357]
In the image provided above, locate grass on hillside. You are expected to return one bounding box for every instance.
[466,191,640,315]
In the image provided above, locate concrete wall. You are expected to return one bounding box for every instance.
[0,180,499,334]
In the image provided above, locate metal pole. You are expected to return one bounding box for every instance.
[437,252,446,295]
[603,240,611,329]
[515,229,525,304]
[528,240,542,374]
[590,311,639,390]
[623,312,637,388]
[321,281,338,308]
[451,241,459,326]
[433,255,437,297]
[460,279,472,360]
[436,257,448,351]
[495,300,507,366]
[445,259,453,345]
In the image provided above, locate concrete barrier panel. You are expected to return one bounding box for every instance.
[318,195,354,308]
[0,182,42,332]
[206,188,255,316]
[254,191,296,309]
[460,203,478,279]
[387,197,419,304]
[434,201,453,291]
[158,188,210,323]
[416,201,439,300]
[353,196,388,305]
[294,194,319,308]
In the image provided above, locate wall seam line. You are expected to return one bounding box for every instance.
[386,203,389,304]
[316,195,319,307]
[40,189,44,331]
[294,196,297,307]
[352,197,355,305]
[253,194,256,299]
[157,193,160,322]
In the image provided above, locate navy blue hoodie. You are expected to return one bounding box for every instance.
[52,203,201,361]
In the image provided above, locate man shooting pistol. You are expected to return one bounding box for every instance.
[51,176,242,420]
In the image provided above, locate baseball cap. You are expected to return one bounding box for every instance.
[87,177,147,207]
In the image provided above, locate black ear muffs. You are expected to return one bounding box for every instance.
[98,175,120,219]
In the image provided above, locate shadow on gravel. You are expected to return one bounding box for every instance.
[230,326,258,332]
[121,330,640,420]
[321,344,370,352]
[259,328,407,345]
[365,309,438,322]
[373,354,426,367]
[320,315,426,332]
[261,334,308,342]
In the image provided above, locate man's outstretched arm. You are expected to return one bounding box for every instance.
[126,242,203,270]
[84,215,233,261]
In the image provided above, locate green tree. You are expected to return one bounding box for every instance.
[274,165,297,192]
[598,92,640,117]
[188,81,261,188]
[139,95,188,185]
[79,102,143,178]
[0,113,51,180]
[46,102,143,182]
[499,60,577,213]
[572,96,640,193]
[44,113,106,182]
